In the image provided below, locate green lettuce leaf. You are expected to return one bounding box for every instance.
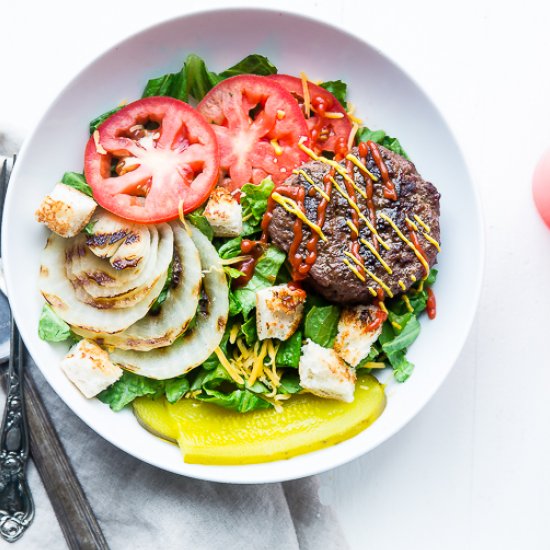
[98,372,163,412]
[319,80,347,106]
[38,304,72,342]
[276,330,302,368]
[232,245,286,318]
[184,54,223,101]
[164,377,190,404]
[195,387,271,413]
[61,172,93,197]
[240,177,275,235]
[89,106,123,134]
[142,67,188,101]
[186,207,214,241]
[240,316,257,346]
[219,54,277,79]
[192,364,271,413]
[356,127,409,159]
[304,305,341,348]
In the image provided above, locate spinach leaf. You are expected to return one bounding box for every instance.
[276,330,302,368]
[386,350,415,383]
[382,315,421,354]
[356,127,409,159]
[219,54,277,79]
[61,172,93,197]
[426,268,438,286]
[217,236,243,259]
[98,372,163,412]
[240,177,275,235]
[319,80,347,106]
[38,304,72,342]
[304,305,341,348]
[89,106,123,134]
[164,377,190,404]
[232,245,286,318]
[186,206,214,241]
[278,371,302,395]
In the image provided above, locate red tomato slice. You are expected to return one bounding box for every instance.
[269,75,352,156]
[197,75,309,190]
[84,97,219,223]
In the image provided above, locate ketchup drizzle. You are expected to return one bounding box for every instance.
[366,140,398,201]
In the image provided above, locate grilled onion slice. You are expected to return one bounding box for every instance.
[39,232,168,334]
[66,225,170,300]
[110,225,229,379]
[73,223,202,350]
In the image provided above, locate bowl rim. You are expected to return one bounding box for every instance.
[3,5,485,484]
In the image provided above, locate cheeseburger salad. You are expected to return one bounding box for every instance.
[35,54,440,464]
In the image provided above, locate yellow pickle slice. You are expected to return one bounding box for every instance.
[133,373,386,465]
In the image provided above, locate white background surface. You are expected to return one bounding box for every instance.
[1,0,549,548]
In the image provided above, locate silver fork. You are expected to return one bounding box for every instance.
[0,158,34,542]
[0,158,109,548]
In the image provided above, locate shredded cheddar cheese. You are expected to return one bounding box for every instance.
[378,301,389,314]
[347,122,359,152]
[399,280,407,291]
[270,138,283,156]
[346,102,363,125]
[300,72,311,118]
[368,287,378,297]
[214,347,244,384]
[249,340,268,386]
[93,130,107,155]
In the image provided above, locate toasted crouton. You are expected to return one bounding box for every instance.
[61,339,122,398]
[203,187,242,237]
[256,284,306,341]
[299,339,356,402]
[35,183,97,238]
[333,304,384,367]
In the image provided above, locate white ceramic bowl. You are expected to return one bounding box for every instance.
[2,8,483,483]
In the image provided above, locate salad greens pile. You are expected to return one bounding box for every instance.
[39,52,434,414]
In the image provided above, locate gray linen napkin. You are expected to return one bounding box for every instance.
[0,136,349,550]
[0,355,348,550]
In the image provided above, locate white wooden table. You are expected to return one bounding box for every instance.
[2,1,549,548]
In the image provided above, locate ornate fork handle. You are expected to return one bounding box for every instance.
[0,321,34,542]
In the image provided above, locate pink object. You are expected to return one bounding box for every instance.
[533,149,550,228]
